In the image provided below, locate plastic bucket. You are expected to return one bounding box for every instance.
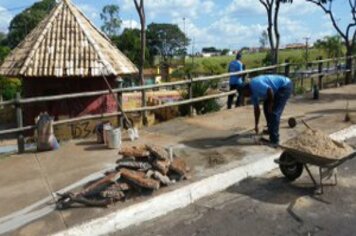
[103,124,112,145]
[107,128,121,149]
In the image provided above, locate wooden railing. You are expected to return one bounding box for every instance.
[0,55,354,152]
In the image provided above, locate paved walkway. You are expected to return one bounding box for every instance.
[0,85,355,235]
[116,138,356,236]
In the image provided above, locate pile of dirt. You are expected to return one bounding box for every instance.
[284,129,354,160]
[207,151,226,167]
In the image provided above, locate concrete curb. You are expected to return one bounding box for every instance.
[54,125,356,236]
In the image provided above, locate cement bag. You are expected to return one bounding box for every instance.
[36,113,59,151]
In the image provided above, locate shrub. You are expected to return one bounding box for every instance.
[0,77,22,100]
[179,81,221,116]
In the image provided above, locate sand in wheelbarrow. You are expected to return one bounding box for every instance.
[284,129,354,160]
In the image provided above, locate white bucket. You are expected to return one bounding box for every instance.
[107,128,122,149]
[103,124,112,145]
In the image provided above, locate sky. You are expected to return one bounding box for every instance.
[0,0,353,52]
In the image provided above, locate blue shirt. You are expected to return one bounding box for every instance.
[228,60,244,86]
[250,75,291,106]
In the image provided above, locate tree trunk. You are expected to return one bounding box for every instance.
[267,11,275,65]
[140,18,147,125]
[345,46,353,84]
[135,0,147,125]
[273,1,281,66]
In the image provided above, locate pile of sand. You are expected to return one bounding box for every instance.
[284,129,354,160]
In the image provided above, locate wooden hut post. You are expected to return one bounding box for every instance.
[15,92,25,153]
[116,77,124,129]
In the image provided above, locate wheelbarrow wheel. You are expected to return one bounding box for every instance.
[279,152,303,181]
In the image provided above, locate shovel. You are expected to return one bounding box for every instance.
[101,71,138,141]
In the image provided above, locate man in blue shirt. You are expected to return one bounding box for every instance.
[243,75,292,145]
[227,53,245,109]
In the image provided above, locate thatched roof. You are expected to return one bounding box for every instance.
[0,0,138,78]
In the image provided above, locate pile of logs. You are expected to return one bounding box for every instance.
[56,144,190,209]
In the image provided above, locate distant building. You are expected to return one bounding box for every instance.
[144,67,162,85]
[285,43,306,50]
[201,47,221,57]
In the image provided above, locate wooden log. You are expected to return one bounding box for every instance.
[146,170,175,186]
[56,193,112,209]
[109,182,131,191]
[116,161,152,171]
[146,144,169,161]
[119,146,150,158]
[80,172,121,197]
[170,157,190,177]
[100,189,125,201]
[116,156,135,163]
[120,168,160,190]
[152,159,171,175]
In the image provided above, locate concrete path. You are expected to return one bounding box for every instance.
[116,137,356,236]
[0,85,355,235]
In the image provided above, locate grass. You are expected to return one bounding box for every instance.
[186,48,328,70]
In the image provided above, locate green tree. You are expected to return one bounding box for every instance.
[306,0,356,84]
[112,28,150,66]
[147,23,190,62]
[259,0,293,65]
[179,81,221,116]
[100,5,122,37]
[0,78,21,100]
[259,30,268,49]
[314,35,344,58]
[0,46,10,63]
[201,60,225,75]
[6,0,56,49]
[221,49,230,56]
[202,47,220,53]
[0,33,10,62]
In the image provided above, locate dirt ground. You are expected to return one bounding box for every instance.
[0,84,355,235]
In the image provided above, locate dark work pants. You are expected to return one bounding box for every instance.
[264,83,292,144]
[227,84,244,109]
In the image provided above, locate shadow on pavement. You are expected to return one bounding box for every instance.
[76,140,109,151]
[293,92,356,104]
[181,133,264,149]
[227,176,315,205]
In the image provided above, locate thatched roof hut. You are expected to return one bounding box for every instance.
[0,0,138,78]
[0,0,139,133]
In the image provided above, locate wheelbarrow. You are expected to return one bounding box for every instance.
[275,146,356,194]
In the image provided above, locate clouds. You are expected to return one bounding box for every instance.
[225,0,264,15]
[121,0,215,20]
[121,19,140,30]
[77,4,99,20]
[0,0,345,51]
[0,6,12,32]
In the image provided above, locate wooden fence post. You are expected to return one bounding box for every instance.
[142,90,148,126]
[188,74,193,116]
[318,56,323,90]
[116,77,124,129]
[15,92,25,153]
[284,59,290,77]
[0,93,3,109]
[352,56,356,83]
[345,55,352,85]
